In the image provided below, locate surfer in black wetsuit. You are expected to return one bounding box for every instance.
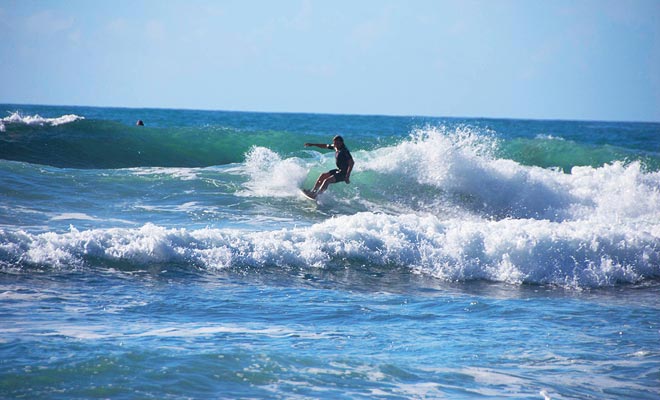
[304,135,354,199]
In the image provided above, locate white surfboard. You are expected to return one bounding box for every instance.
[301,189,317,201]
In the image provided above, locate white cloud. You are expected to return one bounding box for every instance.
[288,0,313,31]
[351,6,395,50]
[105,18,131,37]
[68,30,82,47]
[25,10,74,36]
[145,20,166,42]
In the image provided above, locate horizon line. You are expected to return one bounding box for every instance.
[1,101,658,125]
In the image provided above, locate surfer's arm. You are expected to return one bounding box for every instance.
[344,156,354,184]
[304,143,333,149]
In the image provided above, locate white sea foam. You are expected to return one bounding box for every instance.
[2,208,658,288]
[50,213,99,221]
[12,321,329,341]
[535,133,565,141]
[359,126,660,223]
[238,146,310,197]
[1,111,84,127]
[131,167,200,181]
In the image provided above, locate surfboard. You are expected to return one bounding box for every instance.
[301,189,317,201]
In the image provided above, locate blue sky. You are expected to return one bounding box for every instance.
[1,0,659,121]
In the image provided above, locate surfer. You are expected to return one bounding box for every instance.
[303,135,354,199]
[136,120,144,126]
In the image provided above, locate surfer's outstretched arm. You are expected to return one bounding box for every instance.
[304,143,332,149]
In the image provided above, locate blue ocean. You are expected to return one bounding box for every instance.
[1,104,659,399]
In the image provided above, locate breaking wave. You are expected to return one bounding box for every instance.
[3,127,659,288]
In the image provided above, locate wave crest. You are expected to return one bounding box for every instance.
[1,214,658,288]
[0,112,84,131]
[353,126,660,223]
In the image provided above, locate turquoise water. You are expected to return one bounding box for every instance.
[1,104,659,399]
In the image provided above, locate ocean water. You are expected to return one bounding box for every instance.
[1,104,659,399]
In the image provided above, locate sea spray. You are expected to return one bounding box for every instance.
[360,126,576,220]
[240,146,309,198]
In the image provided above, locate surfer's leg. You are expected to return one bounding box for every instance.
[312,171,334,193]
[316,176,337,195]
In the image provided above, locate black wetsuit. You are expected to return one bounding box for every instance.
[330,146,352,182]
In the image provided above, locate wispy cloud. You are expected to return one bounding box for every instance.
[351,5,395,50]
[25,10,74,36]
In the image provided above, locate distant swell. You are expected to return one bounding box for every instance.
[2,112,659,171]
[0,114,303,169]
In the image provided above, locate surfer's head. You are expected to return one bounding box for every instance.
[332,135,344,148]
